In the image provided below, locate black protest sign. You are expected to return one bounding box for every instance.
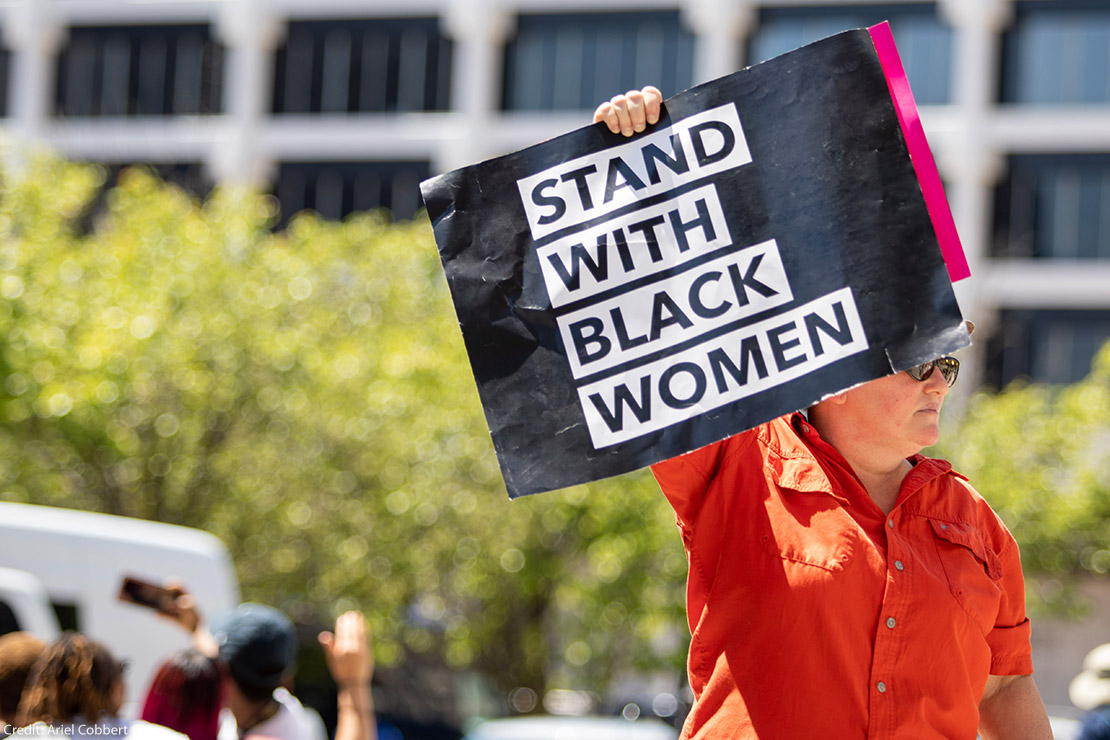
[421,27,970,498]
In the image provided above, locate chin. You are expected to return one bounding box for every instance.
[908,424,940,450]
[916,431,940,449]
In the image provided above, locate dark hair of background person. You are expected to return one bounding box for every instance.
[17,632,125,726]
[140,648,221,740]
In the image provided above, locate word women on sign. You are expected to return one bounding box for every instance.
[578,288,867,447]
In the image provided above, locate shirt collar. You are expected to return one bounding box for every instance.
[780,412,959,506]
[755,413,848,501]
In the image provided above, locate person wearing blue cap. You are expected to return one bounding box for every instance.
[206,602,325,740]
[162,585,375,740]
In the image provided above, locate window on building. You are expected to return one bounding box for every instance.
[986,309,1110,387]
[272,18,450,114]
[274,160,429,225]
[1001,0,1110,104]
[112,162,211,199]
[748,4,951,105]
[70,162,211,235]
[55,25,223,117]
[502,11,694,111]
[993,154,1110,259]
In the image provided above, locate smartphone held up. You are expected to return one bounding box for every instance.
[118,576,177,615]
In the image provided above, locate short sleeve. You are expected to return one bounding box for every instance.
[986,534,1034,676]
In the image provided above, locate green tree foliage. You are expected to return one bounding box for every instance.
[935,343,1110,612]
[0,151,687,705]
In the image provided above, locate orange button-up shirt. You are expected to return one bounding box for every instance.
[651,414,1032,740]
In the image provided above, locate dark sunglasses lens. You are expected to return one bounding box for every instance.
[906,362,933,381]
[936,357,959,386]
[906,358,959,386]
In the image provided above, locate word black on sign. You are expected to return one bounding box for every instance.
[421,26,970,498]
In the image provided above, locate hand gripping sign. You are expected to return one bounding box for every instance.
[420,24,971,498]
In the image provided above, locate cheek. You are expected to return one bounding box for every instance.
[842,375,921,423]
[875,389,924,428]
[867,386,914,416]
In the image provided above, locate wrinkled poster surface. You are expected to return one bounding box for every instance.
[421,27,970,497]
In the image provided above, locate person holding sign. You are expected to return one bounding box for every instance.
[593,90,1052,740]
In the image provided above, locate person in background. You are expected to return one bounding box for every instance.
[590,88,1052,739]
[16,632,186,738]
[163,584,374,740]
[141,648,221,740]
[1070,643,1110,740]
[204,602,327,740]
[0,632,46,737]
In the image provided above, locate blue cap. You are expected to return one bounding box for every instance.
[210,603,296,692]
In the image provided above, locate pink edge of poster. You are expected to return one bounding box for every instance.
[868,21,971,283]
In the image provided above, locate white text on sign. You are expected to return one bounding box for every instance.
[577,289,867,447]
[538,184,732,308]
[513,102,870,450]
[559,239,793,377]
[517,104,752,242]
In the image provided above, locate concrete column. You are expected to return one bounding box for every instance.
[3,0,65,145]
[682,0,756,84]
[438,0,514,172]
[937,0,1012,270]
[211,0,285,185]
[938,0,1014,392]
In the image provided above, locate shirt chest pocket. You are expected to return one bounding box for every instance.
[929,519,1003,633]
[759,486,854,572]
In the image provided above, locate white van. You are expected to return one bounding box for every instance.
[0,566,61,639]
[0,502,240,715]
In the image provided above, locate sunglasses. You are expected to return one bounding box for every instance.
[905,356,960,387]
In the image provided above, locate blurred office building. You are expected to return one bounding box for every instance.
[1,0,1108,389]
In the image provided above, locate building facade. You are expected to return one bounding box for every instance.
[2,0,1109,389]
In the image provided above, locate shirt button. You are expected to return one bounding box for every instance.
[886,617,896,629]
[894,560,904,571]
[801,423,811,434]
[877,681,887,693]
[888,519,894,528]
